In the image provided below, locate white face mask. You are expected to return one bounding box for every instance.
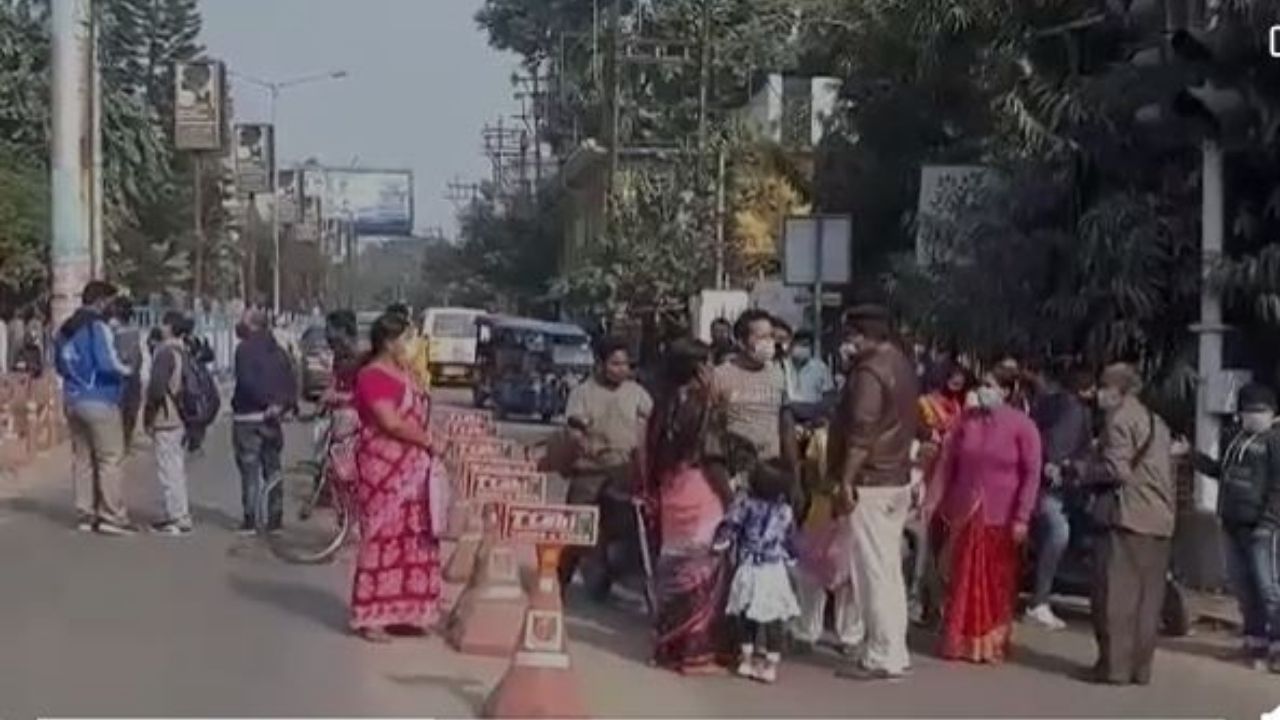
[839,341,858,363]
[1241,411,1276,434]
[791,345,812,362]
[975,386,1005,410]
[751,339,776,363]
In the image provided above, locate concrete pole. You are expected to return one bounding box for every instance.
[50,0,92,327]
[269,91,282,315]
[1194,139,1226,513]
[89,6,104,282]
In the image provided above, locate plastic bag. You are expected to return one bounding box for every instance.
[795,496,853,589]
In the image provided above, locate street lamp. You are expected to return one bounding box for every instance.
[231,69,348,314]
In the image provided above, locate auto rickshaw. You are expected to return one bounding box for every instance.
[472,315,588,422]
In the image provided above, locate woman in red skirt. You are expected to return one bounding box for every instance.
[932,368,1042,663]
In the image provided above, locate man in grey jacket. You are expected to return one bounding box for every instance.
[144,311,193,535]
[1087,362,1175,685]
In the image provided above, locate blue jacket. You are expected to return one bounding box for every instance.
[231,330,297,416]
[54,308,131,406]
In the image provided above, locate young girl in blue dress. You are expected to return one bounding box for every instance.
[714,459,801,683]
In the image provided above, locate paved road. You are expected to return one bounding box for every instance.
[0,387,1277,719]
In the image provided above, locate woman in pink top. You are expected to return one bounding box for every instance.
[932,368,1042,663]
[638,338,734,674]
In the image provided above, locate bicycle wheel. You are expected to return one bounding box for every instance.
[261,456,352,564]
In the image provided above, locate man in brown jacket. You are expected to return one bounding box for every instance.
[1087,362,1176,685]
[828,305,919,681]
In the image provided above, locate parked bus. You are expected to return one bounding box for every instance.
[422,307,484,385]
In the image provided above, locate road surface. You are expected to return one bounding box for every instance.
[0,387,1277,719]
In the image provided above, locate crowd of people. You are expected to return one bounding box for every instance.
[47,282,1280,683]
[556,302,1280,687]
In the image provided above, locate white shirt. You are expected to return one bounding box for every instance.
[784,357,835,405]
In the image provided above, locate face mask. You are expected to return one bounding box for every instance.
[975,386,1005,410]
[1241,411,1276,434]
[839,341,858,363]
[791,345,812,362]
[751,339,776,363]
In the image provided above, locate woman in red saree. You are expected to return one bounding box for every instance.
[932,369,1042,663]
[639,338,734,674]
[350,312,442,642]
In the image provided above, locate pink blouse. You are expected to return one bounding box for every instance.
[934,406,1043,528]
[354,365,416,427]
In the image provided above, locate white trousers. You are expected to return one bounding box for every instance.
[791,571,861,646]
[841,485,912,674]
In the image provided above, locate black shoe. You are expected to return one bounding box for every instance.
[236,520,256,536]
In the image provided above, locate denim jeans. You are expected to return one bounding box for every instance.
[233,420,283,528]
[1225,524,1280,654]
[1032,491,1072,606]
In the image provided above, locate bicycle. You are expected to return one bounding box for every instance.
[258,409,355,564]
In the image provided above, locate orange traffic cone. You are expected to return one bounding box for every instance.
[447,516,529,656]
[482,545,588,719]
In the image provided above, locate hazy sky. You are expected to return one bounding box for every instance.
[198,0,515,237]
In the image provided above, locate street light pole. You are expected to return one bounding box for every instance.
[231,69,347,315]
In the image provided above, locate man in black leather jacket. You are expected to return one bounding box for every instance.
[1196,382,1280,673]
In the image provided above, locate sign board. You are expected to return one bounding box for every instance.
[277,170,301,224]
[783,215,851,286]
[466,468,547,504]
[461,458,536,490]
[501,503,600,547]
[439,410,496,438]
[234,124,275,195]
[690,289,750,343]
[174,61,225,151]
[299,168,414,236]
[448,438,518,461]
[295,197,321,243]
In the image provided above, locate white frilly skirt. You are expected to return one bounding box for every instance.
[725,561,801,624]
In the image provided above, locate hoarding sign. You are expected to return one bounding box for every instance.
[782,215,852,286]
[466,468,547,504]
[501,503,599,547]
[278,170,301,224]
[321,169,414,236]
[174,61,225,151]
[234,124,275,195]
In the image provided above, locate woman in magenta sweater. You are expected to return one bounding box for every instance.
[931,367,1043,663]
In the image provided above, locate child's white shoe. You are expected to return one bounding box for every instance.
[736,645,757,679]
[754,654,780,684]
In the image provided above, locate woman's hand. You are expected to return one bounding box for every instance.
[1011,522,1029,544]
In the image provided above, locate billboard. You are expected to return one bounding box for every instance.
[301,168,414,236]
[234,124,275,195]
[174,61,225,151]
[277,170,301,224]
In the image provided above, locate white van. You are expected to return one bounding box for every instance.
[422,307,484,385]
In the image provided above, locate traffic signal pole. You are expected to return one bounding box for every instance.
[50,0,93,327]
[1193,139,1226,513]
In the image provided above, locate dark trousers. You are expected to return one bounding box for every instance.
[1224,524,1280,653]
[1091,528,1171,684]
[233,420,284,528]
[120,377,142,450]
[736,618,784,654]
[558,470,612,592]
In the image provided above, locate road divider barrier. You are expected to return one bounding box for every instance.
[0,374,66,473]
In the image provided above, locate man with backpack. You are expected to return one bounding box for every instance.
[232,308,297,534]
[55,280,135,535]
[144,311,196,535]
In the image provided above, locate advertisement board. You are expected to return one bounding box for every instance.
[234,124,275,195]
[315,169,414,236]
[174,61,225,151]
[277,170,301,224]
[501,503,599,547]
[466,467,547,504]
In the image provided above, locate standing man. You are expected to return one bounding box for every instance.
[561,336,653,598]
[144,311,193,536]
[231,308,297,534]
[710,317,734,366]
[712,309,798,477]
[55,280,135,535]
[1086,362,1175,686]
[828,305,919,681]
[784,329,836,424]
[1024,360,1095,629]
[110,297,144,451]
